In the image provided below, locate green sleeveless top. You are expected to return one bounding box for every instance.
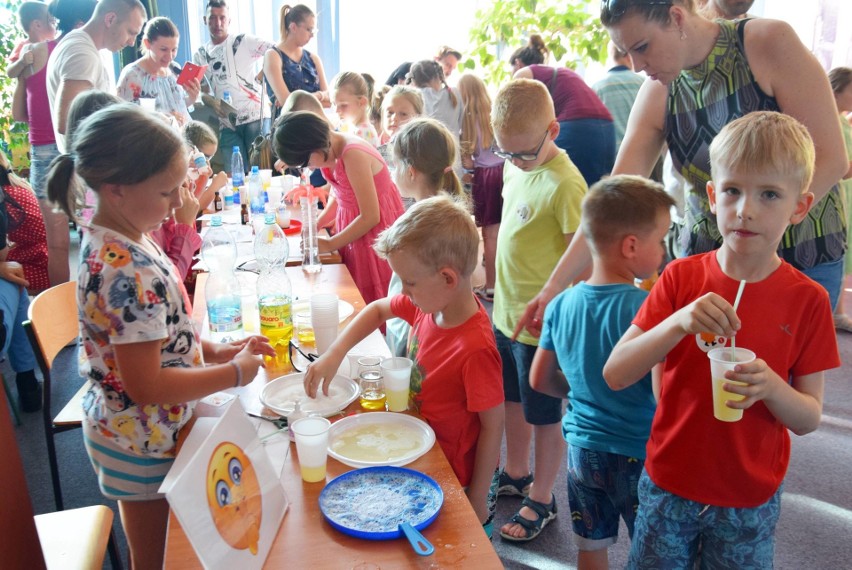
[666,19,845,270]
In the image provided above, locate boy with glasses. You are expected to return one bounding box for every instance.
[490,79,588,542]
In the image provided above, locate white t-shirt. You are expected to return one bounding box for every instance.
[46,29,112,152]
[193,33,273,128]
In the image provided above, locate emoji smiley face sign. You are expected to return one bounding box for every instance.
[206,442,263,554]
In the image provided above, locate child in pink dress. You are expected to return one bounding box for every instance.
[273,110,404,304]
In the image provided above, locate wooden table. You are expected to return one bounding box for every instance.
[166,267,503,569]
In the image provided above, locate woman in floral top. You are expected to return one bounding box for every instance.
[117,17,200,126]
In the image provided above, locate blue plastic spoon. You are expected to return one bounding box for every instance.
[399,522,435,556]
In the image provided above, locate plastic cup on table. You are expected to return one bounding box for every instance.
[707,347,755,422]
[310,294,339,355]
[381,357,413,412]
[290,416,331,483]
[139,98,156,112]
[259,168,273,189]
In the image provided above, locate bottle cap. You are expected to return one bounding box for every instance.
[251,165,259,173]
[211,215,222,226]
[265,213,276,224]
[233,146,240,152]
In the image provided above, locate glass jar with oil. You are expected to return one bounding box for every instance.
[359,371,386,410]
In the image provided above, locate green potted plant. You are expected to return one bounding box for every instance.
[464,0,609,87]
[1,0,32,173]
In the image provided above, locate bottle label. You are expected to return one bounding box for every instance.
[259,299,292,329]
[208,302,242,332]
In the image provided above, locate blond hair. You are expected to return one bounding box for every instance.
[457,73,494,156]
[391,118,463,198]
[582,175,674,253]
[282,89,324,116]
[382,85,424,116]
[374,195,478,277]
[491,78,554,136]
[709,111,815,194]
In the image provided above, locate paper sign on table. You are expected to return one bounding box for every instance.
[160,400,288,569]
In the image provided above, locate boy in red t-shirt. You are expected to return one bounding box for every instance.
[304,195,505,537]
[604,111,840,568]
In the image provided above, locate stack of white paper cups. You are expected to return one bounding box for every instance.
[310,293,339,355]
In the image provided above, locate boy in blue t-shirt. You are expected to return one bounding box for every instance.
[531,175,673,568]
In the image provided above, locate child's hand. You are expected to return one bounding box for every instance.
[720,358,784,410]
[232,338,268,387]
[316,235,334,254]
[174,182,200,226]
[208,335,276,363]
[303,354,343,398]
[676,293,740,338]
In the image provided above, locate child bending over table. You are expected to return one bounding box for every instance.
[304,196,505,537]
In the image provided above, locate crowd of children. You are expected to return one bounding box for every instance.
[5,0,850,568]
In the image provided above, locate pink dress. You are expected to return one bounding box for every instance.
[322,142,404,305]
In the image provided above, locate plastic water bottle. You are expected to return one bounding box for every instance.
[231,146,244,202]
[300,195,322,273]
[222,185,234,208]
[222,90,232,105]
[255,213,292,370]
[202,216,243,342]
[187,148,206,182]
[248,165,264,215]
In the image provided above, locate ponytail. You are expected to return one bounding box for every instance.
[46,154,81,220]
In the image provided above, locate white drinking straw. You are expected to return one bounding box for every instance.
[730,279,747,360]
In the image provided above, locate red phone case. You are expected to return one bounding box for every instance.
[177,62,206,86]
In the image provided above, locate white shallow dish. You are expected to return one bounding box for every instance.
[327,412,436,468]
[260,373,358,417]
[291,299,355,323]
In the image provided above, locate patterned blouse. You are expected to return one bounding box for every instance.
[666,19,845,270]
[78,225,201,457]
[117,60,192,124]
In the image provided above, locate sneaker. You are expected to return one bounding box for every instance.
[497,470,534,497]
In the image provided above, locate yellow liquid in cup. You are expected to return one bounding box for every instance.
[300,463,326,483]
[712,378,747,422]
[385,388,408,412]
[359,391,386,411]
[297,327,315,345]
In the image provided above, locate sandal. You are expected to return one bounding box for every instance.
[499,494,557,542]
[474,285,495,303]
[834,314,852,333]
[496,470,533,497]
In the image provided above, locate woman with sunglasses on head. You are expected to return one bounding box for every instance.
[518,0,847,339]
[510,34,616,188]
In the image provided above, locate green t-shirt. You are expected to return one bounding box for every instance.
[493,151,587,345]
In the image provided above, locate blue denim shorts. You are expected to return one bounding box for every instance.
[801,257,844,311]
[29,142,60,200]
[567,445,644,550]
[628,470,782,569]
[494,327,562,425]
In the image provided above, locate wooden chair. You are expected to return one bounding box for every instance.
[0,372,115,569]
[23,281,88,512]
[23,281,124,569]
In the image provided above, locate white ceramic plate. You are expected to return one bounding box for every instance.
[327,412,436,468]
[291,299,355,323]
[260,373,358,417]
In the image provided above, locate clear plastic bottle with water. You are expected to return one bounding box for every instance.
[231,146,244,204]
[255,213,292,369]
[202,216,243,342]
[300,195,322,273]
[248,165,264,215]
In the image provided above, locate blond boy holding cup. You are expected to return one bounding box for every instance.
[604,111,839,568]
[303,196,505,537]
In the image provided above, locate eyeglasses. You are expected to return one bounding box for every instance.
[494,130,550,162]
[600,0,673,20]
